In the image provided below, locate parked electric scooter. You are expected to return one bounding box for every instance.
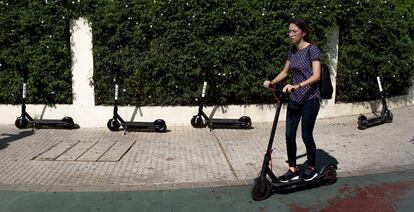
[107,78,167,134]
[15,70,79,130]
[190,68,251,129]
[251,85,337,201]
[357,76,393,130]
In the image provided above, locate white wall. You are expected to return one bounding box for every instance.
[1,19,413,128]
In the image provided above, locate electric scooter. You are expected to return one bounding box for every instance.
[190,69,251,129]
[15,71,79,130]
[107,79,167,134]
[357,76,393,130]
[251,85,337,201]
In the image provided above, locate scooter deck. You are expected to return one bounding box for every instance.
[206,118,250,128]
[361,116,386,126]
[208,118,242,124]
[31,119,76,129]
[271,174,324,191]
[33,119,66,124]
[122,122,155,128]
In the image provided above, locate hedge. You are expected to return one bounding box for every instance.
[0,1,73,104]
[337,0,414,101]
[1,0,413,106]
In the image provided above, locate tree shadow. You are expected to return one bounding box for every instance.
[0,130,34,150]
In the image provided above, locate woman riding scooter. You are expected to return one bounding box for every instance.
[263,18,321,182]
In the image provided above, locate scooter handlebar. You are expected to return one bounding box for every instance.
[268,84,283,92]
[268,84,286,103]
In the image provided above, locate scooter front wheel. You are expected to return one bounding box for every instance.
[15,116,29,129]
[107,119,120,131]
[191,115,205,128]
[385,111,393,123]
[251,180,272,201]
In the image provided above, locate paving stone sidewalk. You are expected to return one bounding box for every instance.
[0,105,413,192]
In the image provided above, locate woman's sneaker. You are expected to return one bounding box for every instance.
[278,170,299,183]
[302,168,318,181]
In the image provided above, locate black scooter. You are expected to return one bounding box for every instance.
[107,79,167,134]
[190,71,251,129]
[15,71,79,130]
[251,86,337,201]
[358,76,393,130]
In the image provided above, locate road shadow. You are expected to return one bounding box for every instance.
[273,149,339,194]
[0,130,34,150]
[285,149,339,171]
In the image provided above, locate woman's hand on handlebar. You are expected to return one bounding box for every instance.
[283,84,300,93]
[263,80,272,88]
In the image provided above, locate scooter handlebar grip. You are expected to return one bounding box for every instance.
[115,84,119,100]
[376,76,383,92]
[202,81,207,98]
[22,83,27,99]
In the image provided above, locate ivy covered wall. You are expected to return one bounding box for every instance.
[85,0,340,105]
[337,0,414,101]
[0,1,73,104]
[1,0,413,106]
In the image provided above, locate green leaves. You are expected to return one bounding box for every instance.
[0,1,72,104]
[88,0,338,105]
[1,0,412,105]
[337,0,414,101]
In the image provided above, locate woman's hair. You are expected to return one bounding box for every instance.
[288,18,312,42]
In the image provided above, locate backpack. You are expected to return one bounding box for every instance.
[319,64,334,99]
[307,48,333,99]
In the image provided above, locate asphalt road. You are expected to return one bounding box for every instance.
[0,168,413,212]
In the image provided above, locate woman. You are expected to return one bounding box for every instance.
[263,18,321,183]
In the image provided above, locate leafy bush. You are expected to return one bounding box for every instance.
[337,0,414,101]
[1,0,412,106]
[0,1,73,104]
[85,0,339,105]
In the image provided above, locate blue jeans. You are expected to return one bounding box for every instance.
[285,98,320,168]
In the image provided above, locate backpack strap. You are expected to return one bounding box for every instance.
[307,45,313,70]
[297,45,312,81]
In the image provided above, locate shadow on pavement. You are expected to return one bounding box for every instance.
[315,149,339,168]
[274,149,339,195]
[287,149,339,171]
[0,130,34,150]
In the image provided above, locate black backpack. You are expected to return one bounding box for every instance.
[319,64,334,99]
[307,48,333,99]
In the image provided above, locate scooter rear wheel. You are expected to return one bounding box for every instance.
[239,116,252,128]
[62,116,74,125]
[154,119,167,132]
[385,111,393,123]
[321,166,337,185]
[251,180,272,201]
[107,119,120,131]
[15,116,29,129]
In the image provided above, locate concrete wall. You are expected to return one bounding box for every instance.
[1,18,413,128]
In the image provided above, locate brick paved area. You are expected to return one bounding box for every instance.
[0,106,413,192]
